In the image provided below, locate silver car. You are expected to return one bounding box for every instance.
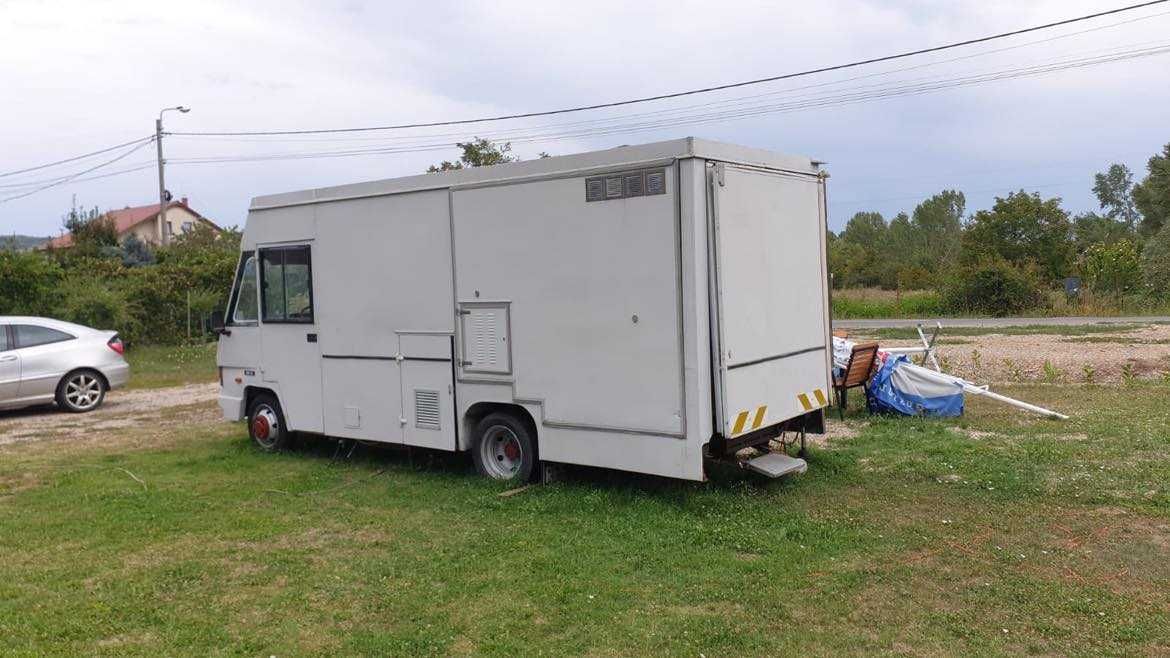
[0,316,130,413]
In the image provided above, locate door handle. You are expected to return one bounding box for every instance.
[306,333,318,343]
[0,355,16,362]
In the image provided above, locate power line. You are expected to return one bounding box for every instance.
[170,0,1170,137]
[0,136,154,179]
[0,139,156,204]
[0,161,155,190]
[166,42,1170,165]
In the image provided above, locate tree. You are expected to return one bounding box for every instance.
[961,191,1073,283]
[1140,222,1170,299]
[910,190,965,268]
[1133,143,1170,237]
[427,138,518,172]
[837,211,889,287]
[1072,212,1131,254]
[119,233,154,267]
[60,205,117,257]
[0,249,63,315]
[1092,164,1139,227]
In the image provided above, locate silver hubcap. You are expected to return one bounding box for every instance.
[65,374,102,409]
[479,425,523,479]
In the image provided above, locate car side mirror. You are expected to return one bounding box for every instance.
[209,310,228,335]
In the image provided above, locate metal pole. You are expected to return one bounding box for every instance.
[155,117,167,246]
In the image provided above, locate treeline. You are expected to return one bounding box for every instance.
[828,142,1170,315]
[0,209,240,345]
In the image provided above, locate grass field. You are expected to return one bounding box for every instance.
[2,383,1168,655]
[857,324,1148,341]
[123,342,217,390]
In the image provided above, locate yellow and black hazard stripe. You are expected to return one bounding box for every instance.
[731,405,768,436]
[730,388,829,436]
[797,387,829,412]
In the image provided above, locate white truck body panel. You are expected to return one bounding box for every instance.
[216,138,831,481]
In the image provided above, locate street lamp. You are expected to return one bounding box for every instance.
[156,105,190,245]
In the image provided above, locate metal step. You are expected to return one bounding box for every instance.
[745,452,808,478]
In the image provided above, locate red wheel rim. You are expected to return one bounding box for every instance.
[252,414,270,440]
[502,437,521,461]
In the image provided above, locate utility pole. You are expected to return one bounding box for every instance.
[156,106,190,246]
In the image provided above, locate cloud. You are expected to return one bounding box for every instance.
[1,0,1167,235]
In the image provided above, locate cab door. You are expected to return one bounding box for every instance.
[258,243,323,433]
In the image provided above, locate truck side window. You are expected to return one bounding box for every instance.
[228,254,258,324]
[260,245,314,323]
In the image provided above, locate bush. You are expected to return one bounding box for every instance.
[1081,239,1141,296]
[1141,223,1170,299]
[942,259,1045,316]
[58,278,142,342]
[0,249,64,315]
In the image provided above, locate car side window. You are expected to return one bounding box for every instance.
[260,245,314,323]
[0,326,9,351]
[228,253,259,324]
[14,325,74,348]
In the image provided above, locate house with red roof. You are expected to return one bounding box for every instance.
[43,197,220,249]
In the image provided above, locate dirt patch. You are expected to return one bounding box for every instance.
[806,420,865,449]
[865,324,1170,384]
[0,383,219,447]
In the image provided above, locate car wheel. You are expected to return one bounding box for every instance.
[472,412,537,482]
[248,393,289,452]
[56,370,107,413]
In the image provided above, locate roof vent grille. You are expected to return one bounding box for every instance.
[585,168,667,202]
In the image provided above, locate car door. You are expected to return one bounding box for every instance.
[12,324,77,400]
[0,325,20,401]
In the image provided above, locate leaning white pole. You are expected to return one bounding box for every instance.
[904,362,1069,420]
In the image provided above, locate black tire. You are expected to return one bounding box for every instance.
[248,393,290,452]
[56,369,107,413]
[471,412,538,482]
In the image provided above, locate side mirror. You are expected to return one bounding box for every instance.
[209,310,227,335]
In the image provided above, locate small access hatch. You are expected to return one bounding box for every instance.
[745,452,808,478]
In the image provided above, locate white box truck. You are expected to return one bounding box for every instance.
[213,137,832,482]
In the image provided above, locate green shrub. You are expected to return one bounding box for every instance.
[1081,239,1141,295]
[942,259,1045,316]
[0,249,64,315]
[1141,223,1170,299]
[58,278,142,342]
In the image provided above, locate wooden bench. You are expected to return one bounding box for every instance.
[834,341,879,419]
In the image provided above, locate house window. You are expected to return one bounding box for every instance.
[181,221,194,233]
[260,245,313,323]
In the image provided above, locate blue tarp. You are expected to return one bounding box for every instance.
[866,355,965,417]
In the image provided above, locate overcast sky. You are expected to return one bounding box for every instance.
[2,0,1168,237]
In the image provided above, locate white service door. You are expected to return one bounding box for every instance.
[711,164,831,437]
[258,243,323,433]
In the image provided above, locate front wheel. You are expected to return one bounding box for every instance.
[472,413,537,482]
[248,393,290,452]
[57,370,106,413]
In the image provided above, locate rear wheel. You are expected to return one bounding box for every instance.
[56,370,106,413]
[472,412,537,482]
[248,393,289,452]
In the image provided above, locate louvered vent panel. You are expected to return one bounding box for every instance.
[605,176,623,198]
[645,170,666,195]
[623,173,644,197]
[415,389,440,430]
[585,178,605,201]
[471,310,498,365]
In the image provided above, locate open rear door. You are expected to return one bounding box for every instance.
[708,162,832,439]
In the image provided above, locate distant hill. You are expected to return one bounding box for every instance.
[1,234,51,251]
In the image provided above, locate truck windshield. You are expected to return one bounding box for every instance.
[231,255,258,323]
